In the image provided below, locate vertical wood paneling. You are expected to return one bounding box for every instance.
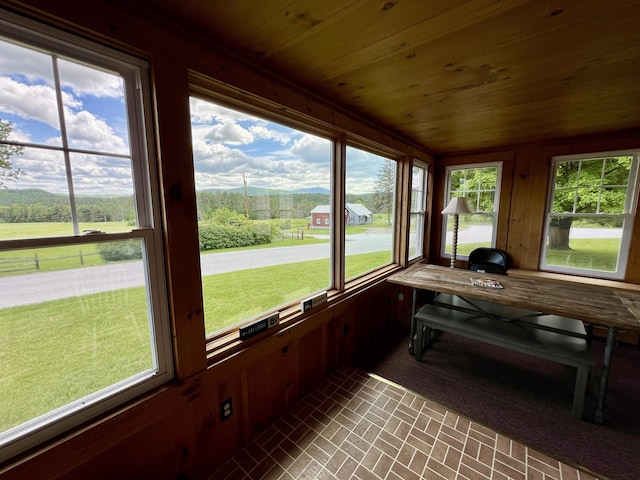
[246,349,284,436]
[153,52,207,378]
[298,330,324,399]
[508,143,549,270]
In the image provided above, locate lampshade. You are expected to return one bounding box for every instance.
[441,196,472,215]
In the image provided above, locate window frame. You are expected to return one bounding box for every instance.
[0,11,173,461]
[409,160,428,261]
[188,80,409,348]
[541,150,639,279]
[441,162,502,260]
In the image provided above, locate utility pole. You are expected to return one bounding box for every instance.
[243,173,250,220]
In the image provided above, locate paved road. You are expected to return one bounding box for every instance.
[1,227,619,308]
[0,233,392,308]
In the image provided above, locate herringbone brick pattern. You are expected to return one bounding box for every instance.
[212,366,601,480]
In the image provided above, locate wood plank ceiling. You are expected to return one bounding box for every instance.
[136,0,640,154]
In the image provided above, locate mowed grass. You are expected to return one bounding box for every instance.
[0,250,390,431]
[0,219,620,431]
[453,238,620,271]
[0,286,152,432]
[545,238,620,271]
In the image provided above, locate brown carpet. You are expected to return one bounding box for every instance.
[352,326,640,480]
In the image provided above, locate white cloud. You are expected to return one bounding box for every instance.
[0,40,54,83]
[190,97,255,124]
[58,59,123,98]
[290,134,330,165]
[0,77,70,129]
[204,121,254,145]
[65,110,128,154]
[248,125,294,146]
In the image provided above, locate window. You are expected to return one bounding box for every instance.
[0,14,172,460]
[409,162,428,260]
[345,146,396,280]
[542,151,639,279]
[189,97,332,337]
[442,164,501,258]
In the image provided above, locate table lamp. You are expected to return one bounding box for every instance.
[441,196,472,268]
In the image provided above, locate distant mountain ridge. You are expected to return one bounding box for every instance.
[0,188,65,204]
[201,186,332,196]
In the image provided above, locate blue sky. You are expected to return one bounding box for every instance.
[0,35,389,197]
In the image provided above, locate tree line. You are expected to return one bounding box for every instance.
[0,189,136,223]
[0,188,382,224]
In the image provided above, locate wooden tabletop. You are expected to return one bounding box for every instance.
[388,263,640,331]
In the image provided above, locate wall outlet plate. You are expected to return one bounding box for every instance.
[301,291,327,312]
[220,397,232,421]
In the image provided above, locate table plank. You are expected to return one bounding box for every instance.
[388,263,640,331]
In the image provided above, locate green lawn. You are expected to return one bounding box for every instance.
[0,250,390,431]
[0,221,621,432]
[0,286,151,431]
[544,238,620,271]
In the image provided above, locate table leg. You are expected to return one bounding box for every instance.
[408,287,417,355]
[594,326,617,424]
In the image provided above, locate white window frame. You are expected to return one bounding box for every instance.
[0,11,173,461]
[541,150,639,279]
[441,163,502,260]
[409,160,428,261]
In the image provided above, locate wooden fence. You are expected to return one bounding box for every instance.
[0,250,97,274]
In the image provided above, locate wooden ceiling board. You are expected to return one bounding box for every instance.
[135,0,640,154]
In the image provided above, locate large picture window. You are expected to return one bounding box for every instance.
[542,151,639,279]
[345,146,396,280]
[189,97,332,337]
[0,15,172,460]
[442,164,500,258]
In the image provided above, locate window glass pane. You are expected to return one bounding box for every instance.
[0,38,136,239]
[443,165,499,257]
[544,216,623,272]
[345,147,395,280]
[409,164,426,260]
[0,241,152,433]
[0,23,170,461]
[410,166,424,212]
[190,97,332,336]
[444,213,494,256]
[409,213,422,259]
[0,40,62,146]
[543,152,637,278]
[57,59,129,155]
[556,161,580,188]
[478,191,494,211]
[552,187,576,213]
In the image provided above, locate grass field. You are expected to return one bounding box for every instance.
[0,251,388,431]
[0,220,621,432]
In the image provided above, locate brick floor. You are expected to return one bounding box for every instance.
[212,366,602,480]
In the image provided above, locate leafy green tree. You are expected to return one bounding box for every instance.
[0,119,24,187]
[373,159,396,225]
[548,157,630,249]
[449,167,498,212]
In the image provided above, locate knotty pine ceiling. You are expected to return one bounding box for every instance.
[137,0,640,154]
